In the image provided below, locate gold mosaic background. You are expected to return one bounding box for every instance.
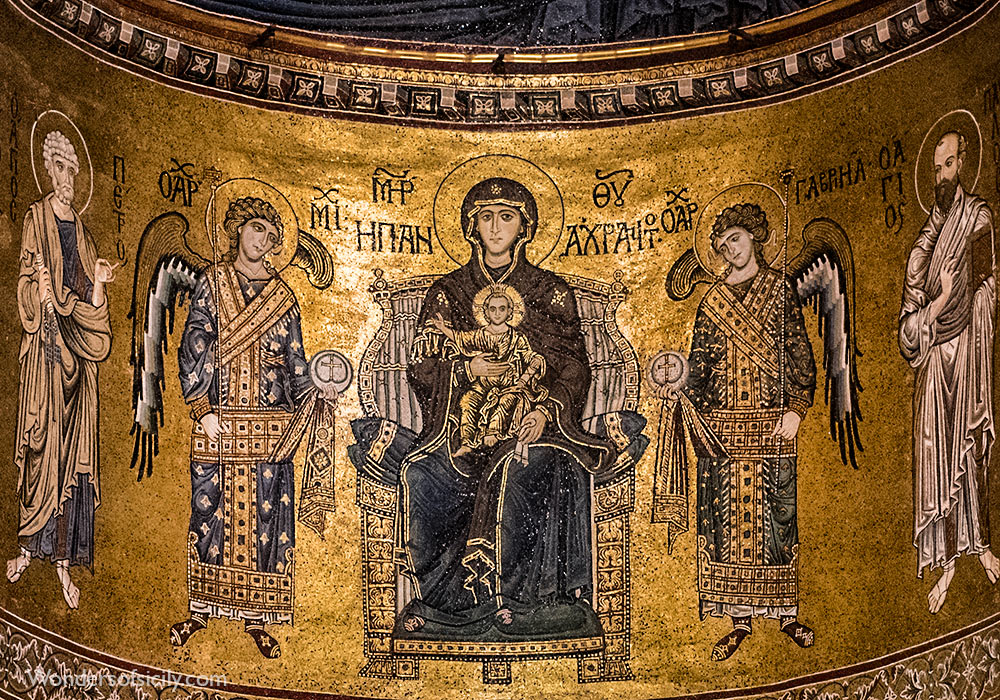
[1,1,999,697]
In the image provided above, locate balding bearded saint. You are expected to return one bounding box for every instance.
[6,130,117,609]
[899,129,1000,613]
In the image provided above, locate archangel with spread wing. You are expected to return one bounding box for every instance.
[127,179,334,658]
[656,192,862,661]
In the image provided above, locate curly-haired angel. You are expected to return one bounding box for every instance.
[661,202,863,661]
[127,192,334,658]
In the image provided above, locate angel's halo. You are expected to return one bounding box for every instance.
[693,183,787,279]
[202,178,300,272]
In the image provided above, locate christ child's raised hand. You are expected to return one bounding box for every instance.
[427,313,455,340]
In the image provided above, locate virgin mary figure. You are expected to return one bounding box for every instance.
[352,177,645,642]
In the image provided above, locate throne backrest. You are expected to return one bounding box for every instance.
[357,270,640,436]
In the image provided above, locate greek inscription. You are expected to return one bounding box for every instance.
[310,186,342,231]
[562,199,699,257]
[878,137,907,234]
[371,167,415,205]
[112,155,128,265]
[158,158,199,207]
[794,157,867,204]
[8,92,19,224]
[663,186,690,206]
[878,139,906,170]
[355,220,432,254]
[592,169,634,208]
[987,81,1000,197]
[562,218,655,257]
[660,201,699,234]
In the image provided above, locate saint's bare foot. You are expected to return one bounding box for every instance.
[6,550,30,583]
[928,563,955,614]
[980,550,1000,584]
[55,561,79,609]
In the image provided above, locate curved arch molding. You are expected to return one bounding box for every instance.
[4,608,1000,698]
[3,0,997,127]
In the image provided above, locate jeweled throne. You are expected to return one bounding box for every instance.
[349,269,645,684]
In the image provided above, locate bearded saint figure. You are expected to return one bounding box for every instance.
[899,129,1000,613]
[7,130,117,609]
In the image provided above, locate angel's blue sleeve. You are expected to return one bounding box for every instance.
[178,276,217,404]
[284,305,313,406]
[261,303,313,411]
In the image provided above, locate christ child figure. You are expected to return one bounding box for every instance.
[427,285,548,457]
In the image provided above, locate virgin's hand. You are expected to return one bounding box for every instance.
[428,313,449,333]
[469,352,508,378]
[772,411,801,440]
[200,413,230,442]
[518,410,547,444]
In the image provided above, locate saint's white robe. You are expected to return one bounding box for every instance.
[899,185,995,574]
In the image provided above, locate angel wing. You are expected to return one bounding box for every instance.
[128,217,335,481]
[664,248,715,301]
[664,217,864,467]
[291,229,334,290]
[128,212,209,481]
[788,217,863,469]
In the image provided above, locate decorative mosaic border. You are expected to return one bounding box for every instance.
[5,0,996,127]
[3,606,1000,698]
